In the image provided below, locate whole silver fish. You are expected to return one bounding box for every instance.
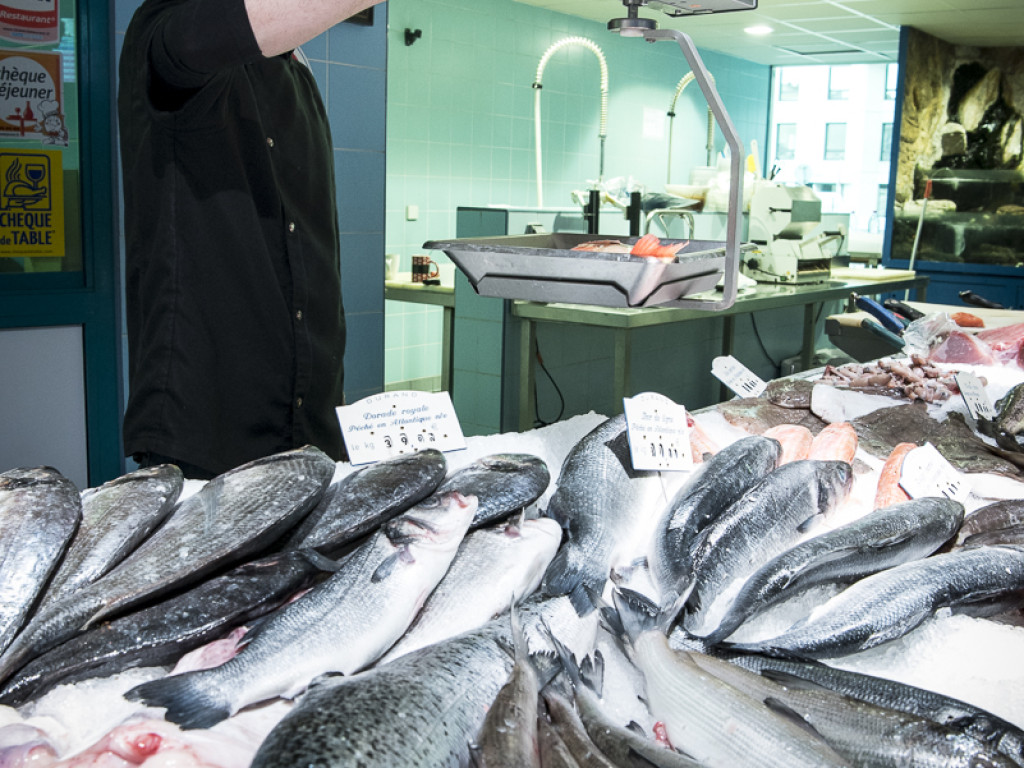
[286,448,446,554]
[706,497,964,644]
[0,446,334,685]
[689,650,1019,768]
[730,545,1024,658]
[0,550,325,708]
[472,613,542,768]
[541,414,661,610]
[651,435,782,606]
[437,453,550,529]
[249,596,581,768]
[612,590,850,768]
[683,459,853,637]
[720,653,1024,767]
[381,516,561,662]
[0,467,80,656]
[40,464,184,607]
[542,685,621,768]
[125,491,477,729]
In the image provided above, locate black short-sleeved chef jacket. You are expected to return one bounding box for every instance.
[118,0,346,475]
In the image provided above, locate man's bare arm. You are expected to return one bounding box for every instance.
[244,0,387,57]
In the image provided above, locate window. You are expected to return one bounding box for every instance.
[824,123,846,160]
[776,123,796,160]
[828,67,850,100]
[880,123,893,161]
[885,63,899,100]
[877,184,889,217]
[778,70,800,101]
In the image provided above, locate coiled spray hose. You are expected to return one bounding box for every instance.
[666,71,716,184]
[533,37,608,208]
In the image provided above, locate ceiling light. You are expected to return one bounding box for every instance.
[745,25,773,35]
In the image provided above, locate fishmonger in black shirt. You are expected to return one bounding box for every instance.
[119,0,384,478]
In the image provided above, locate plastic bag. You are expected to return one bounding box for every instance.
[901,312,959,357]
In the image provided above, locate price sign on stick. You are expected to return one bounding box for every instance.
[899,443,971,505]
[623,392,692,472]
[711,355,767,398]
[337,391,466,465]
[955,372,995,421]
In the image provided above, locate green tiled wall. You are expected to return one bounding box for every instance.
[384,0,772,396]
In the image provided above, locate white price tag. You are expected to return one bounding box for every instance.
[623,392,692,472]
[955,372,995,421]
[711,356,767,398]
[337,390,466,465]
[898,443,972,505]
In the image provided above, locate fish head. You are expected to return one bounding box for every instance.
[384,491,477,555]
[817,460,854,509]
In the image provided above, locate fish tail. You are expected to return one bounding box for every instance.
[610,587,663,643]
[124,672,232,730]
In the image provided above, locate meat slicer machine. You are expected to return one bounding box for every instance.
[740,184,844,284]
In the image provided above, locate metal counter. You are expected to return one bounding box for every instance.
[512,271,929,431]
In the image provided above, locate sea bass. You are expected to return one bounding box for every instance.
[39,464,184,607]
[437,453,551,529]
[286,448,446,554]
[612,590,850,768]
[0,446,334,685]
[720,653,1024,767]
[380,516,561,662]
[540,415,661,610]
[0,550,325,708]
[689,650,1019,768]
[0,467,81,655]
[730,545,1024,658]
[650,435,782,606]
[125,491,477,729]
[706,497,964,644]
[683,459,853,637]
[249,597,583,768]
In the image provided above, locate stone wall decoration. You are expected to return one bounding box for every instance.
[892,27,1024,266]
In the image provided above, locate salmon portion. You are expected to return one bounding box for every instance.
[873,441,917,509]
[807,422,858,464]
[762,424,813,464]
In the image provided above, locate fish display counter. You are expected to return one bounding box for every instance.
[3,326,1024,764]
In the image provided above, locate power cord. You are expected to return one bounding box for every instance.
[533,342,565,427]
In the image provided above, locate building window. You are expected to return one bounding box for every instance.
[776,123,797,160]
[880,123,893,161]
[825,123,846,160]
[885,63,899,100]
[778,70,800,101]
[828,67,850,100]
[877,184,889,217]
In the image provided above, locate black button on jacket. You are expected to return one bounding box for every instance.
[119,0,346,475]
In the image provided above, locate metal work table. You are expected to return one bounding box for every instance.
[512,270,929,431]
[384,278,455,393]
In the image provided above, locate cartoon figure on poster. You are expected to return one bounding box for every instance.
[33,99,66,146]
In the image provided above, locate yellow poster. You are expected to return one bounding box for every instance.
[0,148,63,257]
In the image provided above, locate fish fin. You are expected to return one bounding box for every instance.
[578,649,605,698]
[297,548,347,572]
[796,513,826,535]
[625,721,646,737]
[611,587,665,643]
[538,617,582,691]
[124,673,231,731]
[762,696,830,741]
[371,548,415,583]
[567,582,596,616]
